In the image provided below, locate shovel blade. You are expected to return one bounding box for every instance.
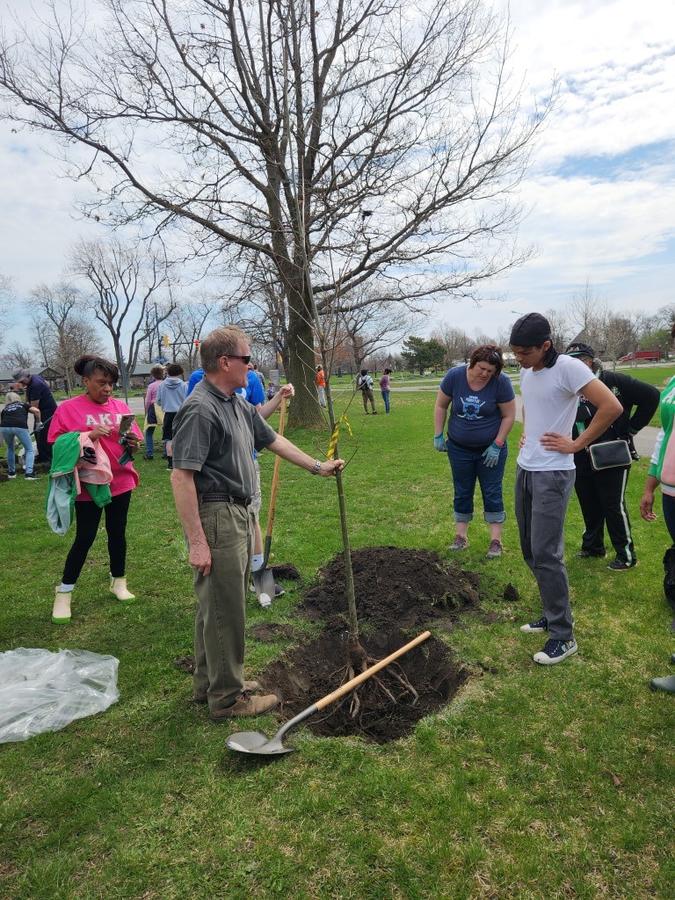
[252,566,275,603]
[226,730,294,756]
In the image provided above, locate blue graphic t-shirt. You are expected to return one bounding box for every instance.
[439,365,515,448]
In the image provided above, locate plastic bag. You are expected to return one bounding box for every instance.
[0,648,119,744]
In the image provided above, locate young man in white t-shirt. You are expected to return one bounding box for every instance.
[510,314,622,665]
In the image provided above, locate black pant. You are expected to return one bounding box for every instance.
[62,491,132,584]
[574,465,635,564]
[36,418,54,463]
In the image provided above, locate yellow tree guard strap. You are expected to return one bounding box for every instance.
[326,415,353,459]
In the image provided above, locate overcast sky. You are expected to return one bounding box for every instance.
[1,0,674,351]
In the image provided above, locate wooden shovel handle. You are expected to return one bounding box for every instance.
[314,631,431,711]
[265,396,286,542]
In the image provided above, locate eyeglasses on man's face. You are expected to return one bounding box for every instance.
[221,354,252,364]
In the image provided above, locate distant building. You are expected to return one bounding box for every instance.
[130,362,160,388]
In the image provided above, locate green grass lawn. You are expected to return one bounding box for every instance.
[0,391,673,898]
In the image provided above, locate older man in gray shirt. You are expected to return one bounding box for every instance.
[171,325,344,721]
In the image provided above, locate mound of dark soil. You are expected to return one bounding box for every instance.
[262,629,467,743]
[301,546,480,629]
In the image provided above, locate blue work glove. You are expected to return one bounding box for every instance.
[482,442,502,467]
[434,433,447,452]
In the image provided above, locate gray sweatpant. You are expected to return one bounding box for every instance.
[192,501,255,713]
[515,467,575,641]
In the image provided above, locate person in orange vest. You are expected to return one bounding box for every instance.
[315,365,327,407]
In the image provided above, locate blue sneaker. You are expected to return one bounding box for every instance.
[533,638,578,665]
[520,616,547,633]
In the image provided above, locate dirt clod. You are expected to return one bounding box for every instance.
[173,655,195,674]
[503,582,520,603]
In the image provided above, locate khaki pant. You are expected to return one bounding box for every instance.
[193,502,255,713]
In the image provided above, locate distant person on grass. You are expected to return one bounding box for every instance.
[315,365,327,408]
[434,345,516,559]
[0,391,41,480]
[157,363,187,469]
[640,374,675,694]
[357,368,377,414]
[170,326,344,721]
[48,355,143,625]
[565,342,659,570]
[12,368,57,464]
[511,314,622,665]
[143,365,165,460]
[380,368,392,414]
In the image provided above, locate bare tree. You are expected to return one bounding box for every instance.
[164,298,217,370]
[603,313,640,365]
[0,0,549,425]
[431,325,474,364]
[2,342,33,370]
[543,307,571,352]
[31,282,101,390]
[567,282,608,351]
[70,239,175,398]
[340,302,415,371]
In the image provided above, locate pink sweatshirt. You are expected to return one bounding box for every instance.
[145,378,162,412]
[48,394,143,501]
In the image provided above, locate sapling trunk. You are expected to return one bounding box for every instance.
[320,358,365,667]
[303,271,363,661]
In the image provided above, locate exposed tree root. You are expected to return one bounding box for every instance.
[332,652,421,720]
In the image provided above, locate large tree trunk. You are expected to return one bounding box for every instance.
[285,289,323,428]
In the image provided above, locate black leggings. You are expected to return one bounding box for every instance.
[62,491,132,584]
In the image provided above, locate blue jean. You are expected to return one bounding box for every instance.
[0,427,34,475]
[381,390,390,413]
[145,426,156,457]
[446,439,507,523]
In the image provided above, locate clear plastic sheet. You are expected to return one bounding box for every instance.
[0,648,119,744]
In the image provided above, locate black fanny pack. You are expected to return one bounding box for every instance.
[588,440,632,471]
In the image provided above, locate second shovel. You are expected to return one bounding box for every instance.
[253,395,287,605]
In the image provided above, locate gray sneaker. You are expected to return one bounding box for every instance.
[449,536,468,551]
[486,540,503,559]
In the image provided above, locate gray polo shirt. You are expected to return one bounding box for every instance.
[171,378,276,498]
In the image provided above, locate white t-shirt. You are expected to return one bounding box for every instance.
[518,354,595,471]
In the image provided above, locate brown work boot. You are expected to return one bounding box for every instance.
[210,692,279,721]
[193,680,261,704]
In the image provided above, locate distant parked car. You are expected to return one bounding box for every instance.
[618,350,663,363]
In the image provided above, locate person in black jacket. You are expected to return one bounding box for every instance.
[566,342,660,571]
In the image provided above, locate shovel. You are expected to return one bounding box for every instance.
[226,630,431,757]
[253,396,287,605]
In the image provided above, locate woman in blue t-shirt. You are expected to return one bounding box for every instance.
[434,345,516,557]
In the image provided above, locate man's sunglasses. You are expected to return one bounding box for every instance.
[221,354,251,364]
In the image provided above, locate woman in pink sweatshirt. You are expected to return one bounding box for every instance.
[48,355,143,624]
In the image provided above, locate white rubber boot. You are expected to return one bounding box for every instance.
[52,590,72,624]
[110,576,135,602]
